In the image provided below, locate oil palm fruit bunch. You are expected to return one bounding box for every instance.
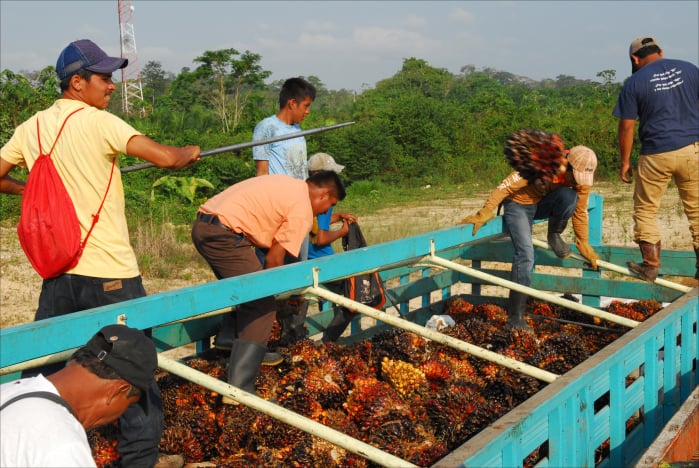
[504,129,567,187]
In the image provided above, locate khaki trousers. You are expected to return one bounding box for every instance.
[633,142,699,250]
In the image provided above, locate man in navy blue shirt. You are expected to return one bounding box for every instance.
[613,36,699,282]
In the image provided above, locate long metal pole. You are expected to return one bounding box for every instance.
[426,243,639,328]
[157,355,417,468]
[0,348,76,376]
[531,239,692,294]
[120,121,355,173]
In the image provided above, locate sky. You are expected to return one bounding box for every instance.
[1,1,698,92]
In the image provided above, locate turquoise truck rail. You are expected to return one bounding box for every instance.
[1,193,697,467]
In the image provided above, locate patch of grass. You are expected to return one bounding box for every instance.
[131,219,209,279]
[339,180,470,216]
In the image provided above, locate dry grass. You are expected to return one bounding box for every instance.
[1,181,694,329]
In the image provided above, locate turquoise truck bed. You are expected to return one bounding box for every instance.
[1,193,697,467]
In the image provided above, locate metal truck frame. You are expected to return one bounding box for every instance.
[1,193,697,467]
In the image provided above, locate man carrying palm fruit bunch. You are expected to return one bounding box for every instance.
[459,132,600,330]
[504,128,568,188]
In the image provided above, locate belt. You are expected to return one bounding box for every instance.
[197,213,231,231]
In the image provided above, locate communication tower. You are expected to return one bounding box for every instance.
[117,0,146,116]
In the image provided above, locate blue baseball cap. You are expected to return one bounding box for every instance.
[56,39,128,80]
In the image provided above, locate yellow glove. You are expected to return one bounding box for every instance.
[459,209,495,236]
[576,240,600,270]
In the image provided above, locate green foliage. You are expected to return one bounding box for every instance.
[194,154,256,191]
[192,49,272,133]
[2,52,630,225]
[0,191,22,220]
[0,67,59,142]
[151,175,215,204]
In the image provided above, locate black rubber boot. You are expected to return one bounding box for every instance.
[223,339,267,404]
[213,310,236,351]
[322,307,354,343]
[507,291,532,330]
[278,295,309,347]
[262,350,283,366]
[547,217,571,258]
[628,241,661,282]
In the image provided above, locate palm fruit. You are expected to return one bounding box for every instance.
[504,128,567,186]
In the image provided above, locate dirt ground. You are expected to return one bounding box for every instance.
[0,181,695,329]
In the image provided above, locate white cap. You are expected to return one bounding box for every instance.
[567,146,597,186]
[308,153,344,173]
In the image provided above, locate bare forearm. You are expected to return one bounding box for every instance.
[0,159,24,195]
[265,242,287,269]
[255,160,269,177]
[0,175,24,195]
[617,119,636,183]
[126,135,200,170]
[315,223,349,246]
[617,120,636,165]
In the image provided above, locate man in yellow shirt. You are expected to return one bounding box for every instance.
[0,39,200,468]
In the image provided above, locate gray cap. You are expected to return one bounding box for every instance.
[308,153,344,173]
[629,36,660,55]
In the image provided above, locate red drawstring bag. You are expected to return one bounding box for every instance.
[17,108,115,279]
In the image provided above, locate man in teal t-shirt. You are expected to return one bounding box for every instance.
[252,77,316,181]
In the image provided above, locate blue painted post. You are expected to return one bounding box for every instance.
[472,260,482,298]
[421,267,430,308]
[663,320,678,424]
[399,273,409,316]
[643,337,661,447]
[581,193,604,307]
[588,193,603,245]
[609,362,625,466]
[680,312,696,396]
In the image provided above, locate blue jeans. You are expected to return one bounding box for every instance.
[502,187,577,287]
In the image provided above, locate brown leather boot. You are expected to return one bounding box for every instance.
[627,241,661,282]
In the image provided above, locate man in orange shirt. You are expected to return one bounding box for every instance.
[191,171,345,401]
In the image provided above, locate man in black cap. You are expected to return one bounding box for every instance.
[0,39,195,467]
[613,36,699,282]
[0,325,157,467]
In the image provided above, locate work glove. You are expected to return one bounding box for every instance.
[459,209,495,236]
[576,240,600,270]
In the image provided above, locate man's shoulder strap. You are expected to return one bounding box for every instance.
[0,390,75,417]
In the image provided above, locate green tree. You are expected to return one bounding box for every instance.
[141,60,172,108]
[596,69,618,97]
[0,67,58,139]
[193,49,271,133]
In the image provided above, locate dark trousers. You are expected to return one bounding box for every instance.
[28,273,162,467]
[191,220,277,345]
